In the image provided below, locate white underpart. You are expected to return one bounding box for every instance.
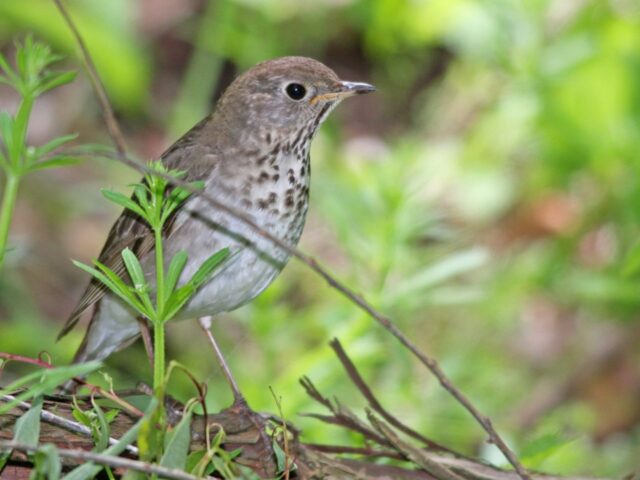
[77,148,310,363]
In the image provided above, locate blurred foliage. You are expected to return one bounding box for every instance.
[1,0,640,476]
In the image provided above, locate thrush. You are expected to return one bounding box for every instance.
[59,57,374,393]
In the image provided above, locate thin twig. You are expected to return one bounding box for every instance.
[329,338,454,454]
[52,1,529,476]
[299,377,393,447]
[367,411,465,480]
[304,443,404,460]
[1,441,199,480]
[0,352,53,369]
[0,394,139,455]
[52,0,127,155]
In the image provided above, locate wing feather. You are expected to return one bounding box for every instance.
[58,134,216,340]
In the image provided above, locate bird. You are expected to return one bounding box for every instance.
[58,56,374,395]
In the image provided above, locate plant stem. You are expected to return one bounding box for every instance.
[155,227,165,317]
[0,174,20,270]
[13,95,33,162]
[153,226,165,393]
[153,311,165,394]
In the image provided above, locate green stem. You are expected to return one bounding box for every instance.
[153,314,165,394]
[153,226,165,394]
[155,227,165,317]
[0,174,20,270]
[14,96,33,150]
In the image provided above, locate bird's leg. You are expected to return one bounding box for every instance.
[198,316,247,407]
[136,317,154,370]
[198,317,279,469]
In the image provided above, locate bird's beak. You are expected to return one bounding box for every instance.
[310,80,375,104]
[338,81,376,95]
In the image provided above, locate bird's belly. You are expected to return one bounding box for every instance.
[160,199,307,319]
[176,247,283,319]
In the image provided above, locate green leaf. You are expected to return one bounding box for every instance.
[71,397,91,427]
[189,248,230,289]
[520,432,576,469]
[32,444,62,480]
[273,437,288,473]
[0,52,19,85]
[390,247,489,300]
[0,395,43,469]
[37,70,77,94]
[101,189,146,218]
[91,396,110,452]
[160,407,193,470]
[0,362,101,415]
[33,133,78,158]
[622,243,640,278]
[70,143,115,155]
[121,248,146,292]
[13,91,32,142]
[105,409,120,424]
[13,395,43,448]
[62,398,158,480]
[164,246,229,321]
[133,183,152,217]
[73,260,146,315]
[161,186,191,223]
[137,398,166,462]
[0,111,17,169]
[165,250,188,301]
[162,284,197,321]
[29,155,81,172]
[185,450,207,474]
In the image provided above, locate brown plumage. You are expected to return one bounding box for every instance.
[60,56,374,365]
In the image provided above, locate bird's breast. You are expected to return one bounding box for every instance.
[236,141,311,245]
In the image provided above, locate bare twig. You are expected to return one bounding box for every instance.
[299,376,393,447]
[52,0,127,155]
[1,394,139,455]
[367,411,465,480]
[52,1,529,476]
[269,386,295,480]
[1,441,199,480]
[304,443,404,460]
[329,338,454,454]
[0,352,53,369]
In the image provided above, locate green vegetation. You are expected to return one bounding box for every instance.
[0,36,79,269]
[1,0,639,477]
[75,162,229,394]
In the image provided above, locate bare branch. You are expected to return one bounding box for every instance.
[329,337,455,454]
[304,442,404,459]
[1,441,199,480]
[1,395,138,455]
[367,411,465,480]
[52,0,128,155]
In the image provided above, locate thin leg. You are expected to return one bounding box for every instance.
[198,316,246,406]
[137,317,154,370]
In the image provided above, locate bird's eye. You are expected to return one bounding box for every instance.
[285,83,306,100]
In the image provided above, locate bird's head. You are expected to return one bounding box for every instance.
[216,56,375,144]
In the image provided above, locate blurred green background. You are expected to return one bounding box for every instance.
[1,0,640,476]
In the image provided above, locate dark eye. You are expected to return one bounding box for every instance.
[285,83,306,100]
